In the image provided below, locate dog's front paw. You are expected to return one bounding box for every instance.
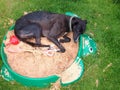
[59,38,71,43]
[59,39,66,43]
[57,48,65,53]
[33,44,41,47]
[61,49,65,53]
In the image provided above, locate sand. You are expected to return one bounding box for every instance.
[4,31,78,78]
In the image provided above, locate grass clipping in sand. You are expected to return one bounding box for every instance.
[4,30,79,78]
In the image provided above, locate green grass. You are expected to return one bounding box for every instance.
[0,0,120,90]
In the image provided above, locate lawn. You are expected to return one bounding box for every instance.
[0,0,120,90]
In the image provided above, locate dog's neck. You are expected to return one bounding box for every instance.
[69,16,77,32]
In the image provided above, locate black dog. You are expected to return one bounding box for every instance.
[14,11,87,53]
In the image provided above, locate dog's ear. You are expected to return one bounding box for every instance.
[80,20,87,33]
[84,20,87,24]
[72,18,79,25]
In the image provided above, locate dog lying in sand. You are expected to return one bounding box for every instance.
[14,11,87,52]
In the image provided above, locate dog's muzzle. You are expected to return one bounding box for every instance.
[73,32,80,43]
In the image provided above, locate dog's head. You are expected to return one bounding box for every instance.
[72,17,87,42]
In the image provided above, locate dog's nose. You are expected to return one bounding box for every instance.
[74,37,79,43]
[74,40,77,43]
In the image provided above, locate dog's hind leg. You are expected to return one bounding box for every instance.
[15,23,50,47]
[34,29,50,47]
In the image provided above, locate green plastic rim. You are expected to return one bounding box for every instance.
[0,25,84,87]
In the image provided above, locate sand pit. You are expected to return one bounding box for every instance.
[4,30,78,78]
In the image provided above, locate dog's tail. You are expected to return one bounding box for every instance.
[21,39,49,47]
[22,39,38,47]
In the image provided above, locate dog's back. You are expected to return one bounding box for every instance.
[15,11,55,30]
[14,11,67,33]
